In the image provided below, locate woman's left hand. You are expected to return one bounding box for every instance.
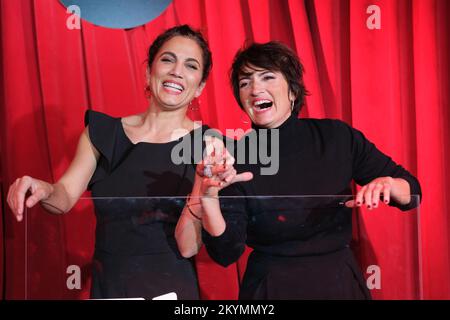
[346,176,394,209]
[346,176,412,209]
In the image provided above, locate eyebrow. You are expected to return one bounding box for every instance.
[159,51,201,66]
[239,70,273,81]
[185,58,201,66]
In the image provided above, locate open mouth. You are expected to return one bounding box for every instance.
[253,99,273,112]
[163,81,184,93]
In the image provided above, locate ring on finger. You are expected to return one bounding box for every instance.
[203,164,213,178]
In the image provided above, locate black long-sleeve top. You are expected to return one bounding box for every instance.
[202,115,422,267]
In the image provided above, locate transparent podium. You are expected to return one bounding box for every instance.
[23,195,421,300]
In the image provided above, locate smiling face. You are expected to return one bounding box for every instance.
[238,65,294,128]
[148,36,205,111]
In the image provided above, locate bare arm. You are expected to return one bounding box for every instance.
[174,179,204,258]
[175,151,252,258]
[7,127,99,220]
[175,135,254,258]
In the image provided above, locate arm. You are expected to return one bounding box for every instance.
[349,176,411,210]
[175,136,229,258]
[7,127,99,220]
[175,137,252,258]
[201,182,249,267]
[175,177,204,258]
[346,124,421,211]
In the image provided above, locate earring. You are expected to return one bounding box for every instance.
[144,85,151,99]
[290,100,294,112]
[189,99,200,111]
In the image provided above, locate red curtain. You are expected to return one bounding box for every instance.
[1,0,449,299]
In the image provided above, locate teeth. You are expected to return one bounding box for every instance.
[254,100,271,106]
[163,82,184,91]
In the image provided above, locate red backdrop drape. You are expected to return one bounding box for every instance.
[1,0,449,299]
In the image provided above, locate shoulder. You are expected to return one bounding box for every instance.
[121,113,145,127]
[299,118,351,131]
[84,110,119,128]
[297,118,355,140]
[83,110,121,161]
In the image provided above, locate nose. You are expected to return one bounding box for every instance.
[169,61,183,78]
[250,79,263,96]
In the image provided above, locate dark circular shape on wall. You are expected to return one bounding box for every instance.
[60,0,173,29]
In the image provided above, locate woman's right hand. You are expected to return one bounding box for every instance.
[7,176,54,222]
[196,137,253,197]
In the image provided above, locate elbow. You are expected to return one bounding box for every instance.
[179,246,199,259]
[206,245,245,268]
[175,234,201,258]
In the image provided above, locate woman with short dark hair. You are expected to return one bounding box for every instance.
[198,41,422,299]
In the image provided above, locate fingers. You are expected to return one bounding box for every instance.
[223,149,235,166]
[7,176,34,221]
[26,188,47,209]
[218,165,234,180]
[355,186,366,208]
[345,200,356,208]
[204,136,225,162]
[198,137,249,194]
[7,179,18,217]
[352,178,393,210]
[382,183,391,204]
[212,165,228,176]
[197,161,228,178]
[364,183,375,210]
[199,177,222,196]
[202,178,222,188]
[232,172,253,183]
[371,183,384,208]
[16,176,34,216]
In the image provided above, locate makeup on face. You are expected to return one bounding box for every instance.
[149,36,204,110]
[238,65,293,128]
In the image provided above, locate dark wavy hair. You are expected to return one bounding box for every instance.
[147,25,212,83]
[230,41,309,116]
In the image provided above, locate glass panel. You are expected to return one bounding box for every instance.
[24,195,421,300]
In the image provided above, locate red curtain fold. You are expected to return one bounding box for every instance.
[1,0,449,299]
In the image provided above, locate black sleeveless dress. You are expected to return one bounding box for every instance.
[84,110,206,300]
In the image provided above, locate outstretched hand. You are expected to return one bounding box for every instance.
[6,176,54,221]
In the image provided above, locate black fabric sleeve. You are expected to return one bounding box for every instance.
[347,123,422,211]
[202,182,248,267]
[84,110,119,190]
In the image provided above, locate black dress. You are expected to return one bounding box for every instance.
[203,115,422,300]
[85,110,206,300]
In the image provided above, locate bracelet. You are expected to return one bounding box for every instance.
[187,203,202,221]
[186,193,201,205]
[186,193,202,220]
[40,200,65,214]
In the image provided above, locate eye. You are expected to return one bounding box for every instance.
[262,74,275,81]
[239,80,249,88]
[161,57,174,63]
[186,63,198,70]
